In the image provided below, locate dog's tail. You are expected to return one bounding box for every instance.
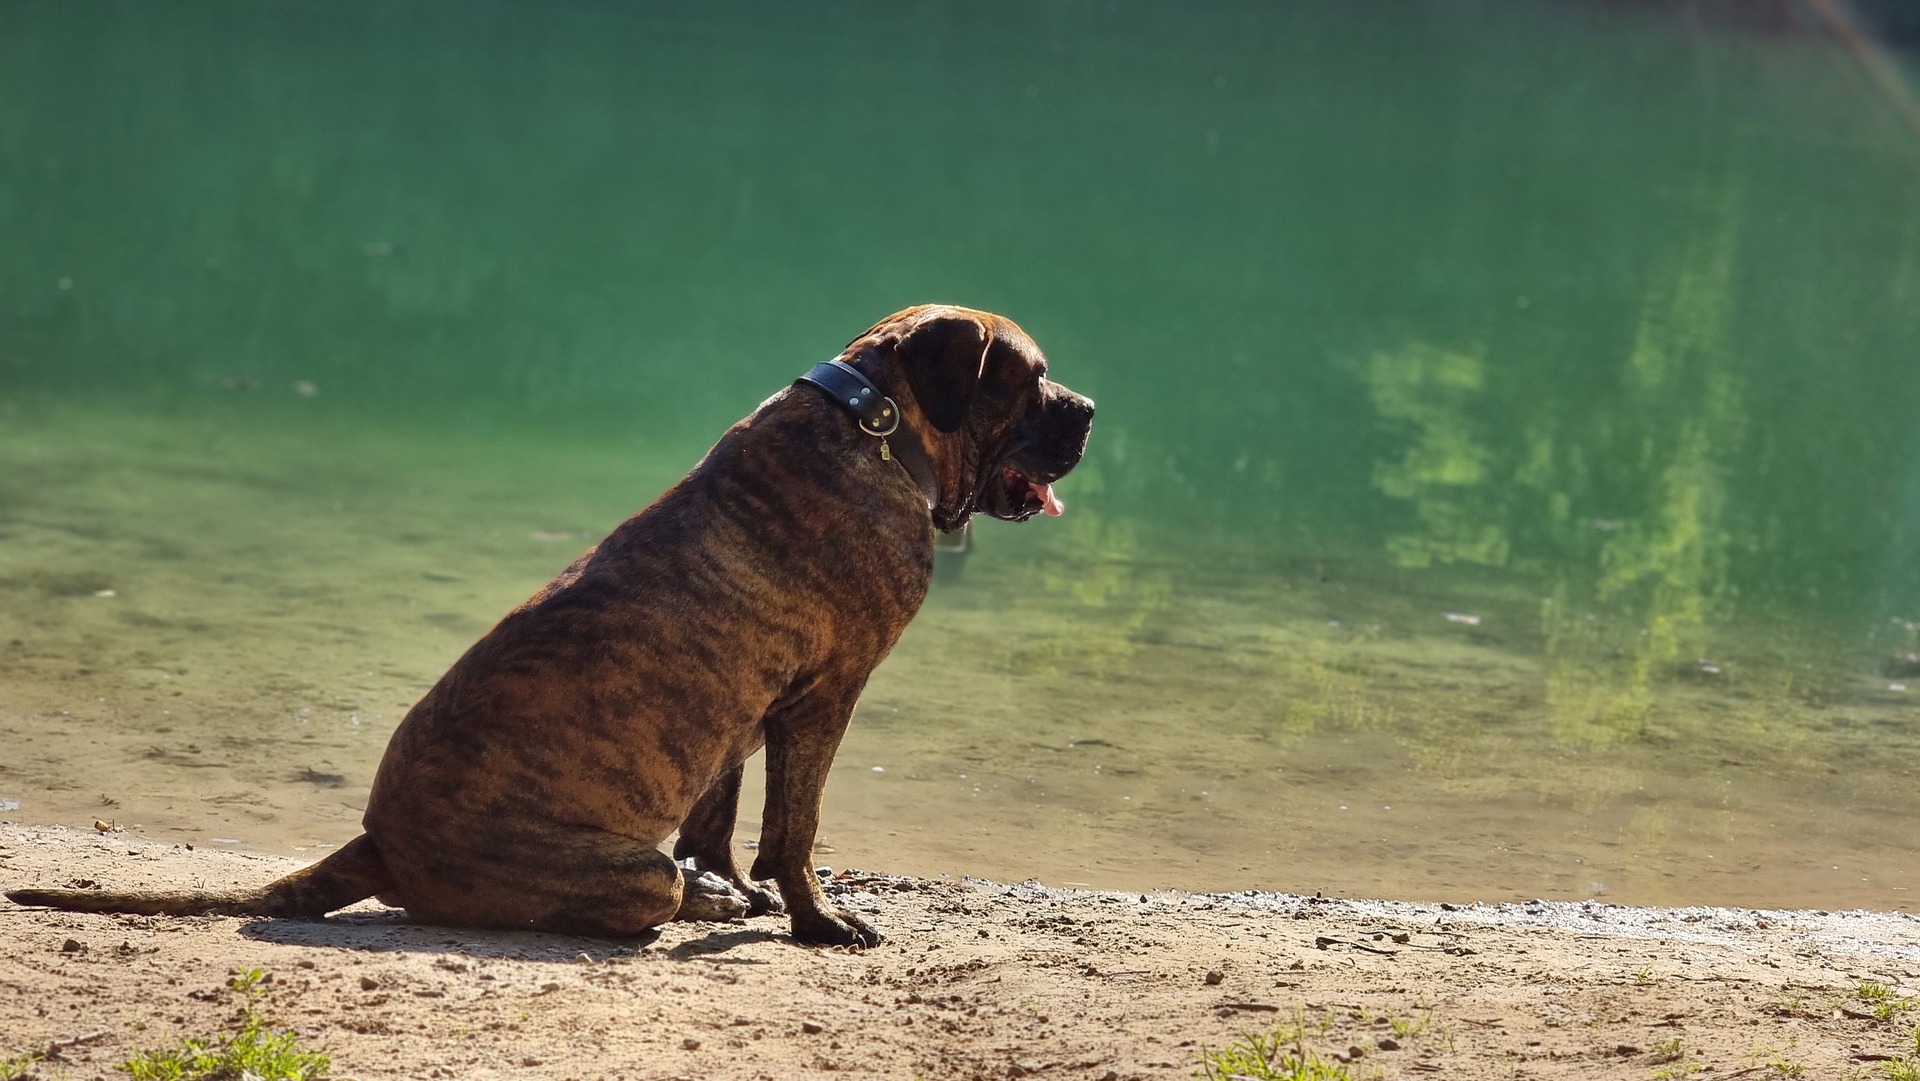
[5,832,392,918]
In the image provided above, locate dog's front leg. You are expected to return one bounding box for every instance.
[752,683,883,947]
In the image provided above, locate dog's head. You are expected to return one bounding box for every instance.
[843,304,1094,533]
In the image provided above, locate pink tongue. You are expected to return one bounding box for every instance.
[1031,480,1065,516]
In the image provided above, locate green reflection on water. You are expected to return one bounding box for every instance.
[2,0,1917,907]
[1369,341,1508,570]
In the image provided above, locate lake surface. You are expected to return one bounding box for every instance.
[3,0,1917,910]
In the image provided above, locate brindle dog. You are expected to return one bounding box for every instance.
[7,305,1094,947]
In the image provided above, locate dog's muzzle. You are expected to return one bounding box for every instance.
[983,385,1094,523]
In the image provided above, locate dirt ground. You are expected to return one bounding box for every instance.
[3,823,1918,1081]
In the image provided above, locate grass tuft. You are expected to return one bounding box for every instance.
[1648,1038,1703,1079]
[1198,1010,1351,1081]
[1747,1035,1806,1077]
[1882,1025,1920,1081]
[2,1049,46,1081]
[120,966,330,1081]
[1196,1030,1351,1081]
[1858,982,1918,1023]
[1387,1011,1430,1039]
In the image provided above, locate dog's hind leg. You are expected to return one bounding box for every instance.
[383,822,691,937]
[673,761,783,917]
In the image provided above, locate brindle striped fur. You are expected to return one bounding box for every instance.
[7,305,1094,947]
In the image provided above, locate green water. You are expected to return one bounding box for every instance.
[3,0,1918,909]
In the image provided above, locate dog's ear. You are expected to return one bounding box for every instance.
[895,313,993,433]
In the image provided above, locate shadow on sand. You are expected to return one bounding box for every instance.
[238,910,786,964]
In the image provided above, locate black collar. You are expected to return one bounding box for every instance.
[795,359,939,507]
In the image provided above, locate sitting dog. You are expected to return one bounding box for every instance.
[8,304,1094,946]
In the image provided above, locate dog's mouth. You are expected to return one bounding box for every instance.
[969,382,1092,526]
[994,464,1065,521]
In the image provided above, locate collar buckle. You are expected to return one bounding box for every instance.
[797,359,895,432]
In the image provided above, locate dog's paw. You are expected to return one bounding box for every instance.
[744,881,784,917]
[791,907,884,948]
[674,871,751,923]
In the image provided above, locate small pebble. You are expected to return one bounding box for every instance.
[575,952,595,965]
[359,975,379,990]
[1204,969,1224,985]
[1377,1037,1401,1051]
[682,1037,701,1050]
[61,938,85,953]
[297,959,316,969]
[801,1019,825,1034]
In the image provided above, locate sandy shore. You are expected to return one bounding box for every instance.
[2,823,1918,1080]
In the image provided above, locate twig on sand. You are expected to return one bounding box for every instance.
[1314,935,1399,956]
[44,1029,109,1058]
